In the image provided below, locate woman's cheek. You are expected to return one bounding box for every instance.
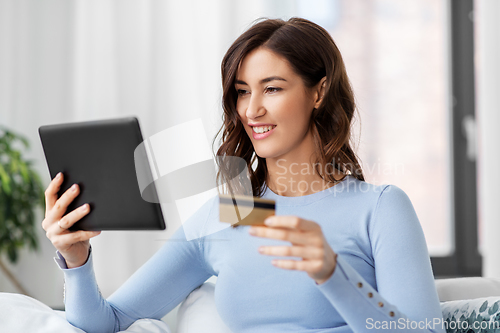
[236,105,244,120]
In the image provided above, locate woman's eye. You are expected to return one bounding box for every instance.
[237,89,249,96]
[265,87,282,94]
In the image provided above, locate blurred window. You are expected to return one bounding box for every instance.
[264,0,479,276]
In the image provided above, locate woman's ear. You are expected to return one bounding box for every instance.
[313,77,327,109]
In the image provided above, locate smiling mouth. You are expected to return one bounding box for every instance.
[251,125,276,134]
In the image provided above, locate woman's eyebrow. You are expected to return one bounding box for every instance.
[234,76,287,86]
[260,76,287,84]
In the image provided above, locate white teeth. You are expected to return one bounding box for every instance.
[252,125,276,134]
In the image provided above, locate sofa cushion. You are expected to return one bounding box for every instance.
[440,296,500,332]
[436,277,500,302]
[177,282,233,333]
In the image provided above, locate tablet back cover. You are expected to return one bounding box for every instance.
[39,117,166,231]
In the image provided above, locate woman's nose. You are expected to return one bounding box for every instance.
[246,95,266,120]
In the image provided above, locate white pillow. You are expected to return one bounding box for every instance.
[176,282,233,333]
[0,292,84,333]
[0,292,171,333]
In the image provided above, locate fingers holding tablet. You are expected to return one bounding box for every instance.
[43,172,81,226]
[57,203,90,230]
[42,172,100,268]
[42,172,65,230]
[44,171,63,218]
[50,183,81,222]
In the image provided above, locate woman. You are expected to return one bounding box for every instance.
[42,18,445,333]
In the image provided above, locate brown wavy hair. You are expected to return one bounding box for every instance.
[213,17,364,199]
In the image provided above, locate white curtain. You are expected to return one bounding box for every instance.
[0,0,287,308]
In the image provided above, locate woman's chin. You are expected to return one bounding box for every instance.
[253,148,281,160]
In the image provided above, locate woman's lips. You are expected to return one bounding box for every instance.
[251,125,276,140]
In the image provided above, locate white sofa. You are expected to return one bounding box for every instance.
[1,277,500,333]
[434,277,500,302]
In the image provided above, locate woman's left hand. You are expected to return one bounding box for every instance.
[249,215,338,285]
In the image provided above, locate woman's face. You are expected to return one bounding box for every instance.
[235,47,321,160]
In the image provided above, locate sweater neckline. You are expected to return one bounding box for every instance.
[261,175,353,206]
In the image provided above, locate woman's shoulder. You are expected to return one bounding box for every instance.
[335,176,413,211]
[331,175,390,198]
[346,179,420,232]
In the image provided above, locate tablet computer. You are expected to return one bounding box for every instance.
[39,117,166,231]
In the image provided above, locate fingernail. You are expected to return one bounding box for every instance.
[71,184,77,191]
[56,172,62,179]
[258,247,265,253]
[264,217,275,226]
[81,204,89,211]
[248,228,257,235]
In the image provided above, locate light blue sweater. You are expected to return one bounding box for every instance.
[57,175,446,332]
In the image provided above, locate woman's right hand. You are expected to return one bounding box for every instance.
[42,172,101,268]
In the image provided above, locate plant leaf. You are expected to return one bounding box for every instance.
[0,126,44,263]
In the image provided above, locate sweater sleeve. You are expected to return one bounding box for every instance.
[315,185,446,333]
[58,204,214,333]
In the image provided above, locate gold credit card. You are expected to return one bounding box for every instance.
[219,194,276,226]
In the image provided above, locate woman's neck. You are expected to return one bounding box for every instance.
[265,156,345,197]
[262,127,346,197]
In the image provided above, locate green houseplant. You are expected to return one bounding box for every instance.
[0,126,45,296]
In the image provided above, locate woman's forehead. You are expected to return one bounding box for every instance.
[236,47,295,83]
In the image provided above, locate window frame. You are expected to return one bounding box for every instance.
[431,0,481,278]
